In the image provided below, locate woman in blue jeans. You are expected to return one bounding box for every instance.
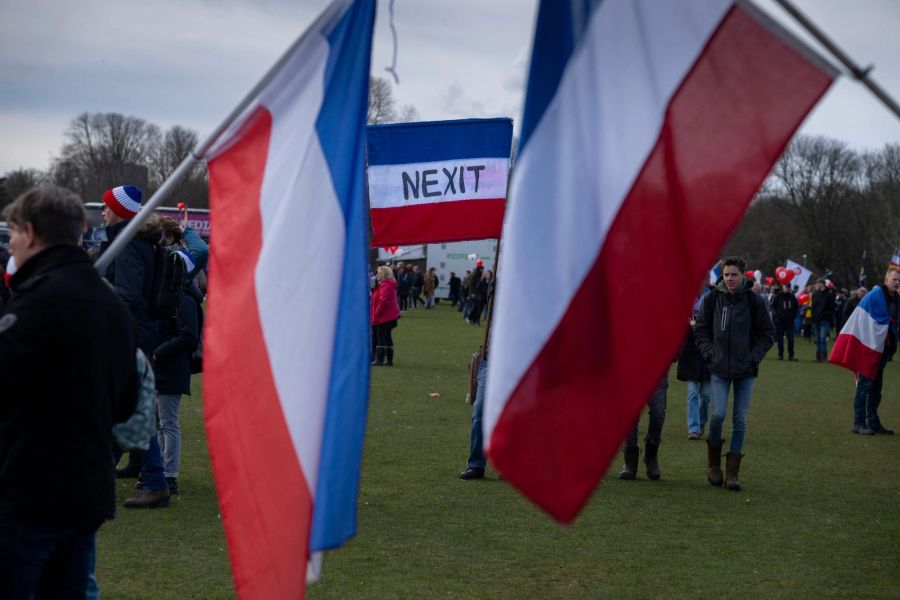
[694,257,774,491]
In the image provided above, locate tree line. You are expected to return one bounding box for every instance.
[1,77,417,211]
[723,135,900,288]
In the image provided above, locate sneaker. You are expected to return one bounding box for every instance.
[459,467,485,480]
[688,431,700,440]
[852,424,875,435]
[123,488,170,509]
[871,424,895,435]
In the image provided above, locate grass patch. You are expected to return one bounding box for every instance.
[97,303,900,599]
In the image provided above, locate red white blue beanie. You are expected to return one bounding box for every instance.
[102,185,143,219]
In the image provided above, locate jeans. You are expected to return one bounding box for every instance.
[0,517,101,599]
[686,380,710,434]
[775,319,795,358]
[709,373,755,454]
[157,393,182,478]
[854,355,889,428]
[140,436,169,491]
[625,377,668,448]
[467,358,488,469]
[813,320,830,353]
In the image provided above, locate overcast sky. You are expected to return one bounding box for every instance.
[1,0,898,175]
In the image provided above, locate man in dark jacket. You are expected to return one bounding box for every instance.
[448,271,461,306]
[811,279,835,362]
[695,256,774,492]
[99,185,170,508]
[770,282,800,361]
[0,186,138,596]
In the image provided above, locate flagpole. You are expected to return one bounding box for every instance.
[94,1,347,273]
[773,0,900,122]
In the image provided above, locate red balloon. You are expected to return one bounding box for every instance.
[745,270,755,280]
[783,269,795,283]
[775,267,788,283]
[797,292,810,304]
[765,276,774,285]
[177,202,186,210]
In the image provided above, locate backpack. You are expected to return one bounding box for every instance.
[112,349,157,451]
[149,244,186,319]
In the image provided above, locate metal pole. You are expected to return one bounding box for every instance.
[94,1,346,273]
[773,0,900,122]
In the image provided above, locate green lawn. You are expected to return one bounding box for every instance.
[97,303,900,599]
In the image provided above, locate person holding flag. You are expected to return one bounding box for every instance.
[831,266,900,435]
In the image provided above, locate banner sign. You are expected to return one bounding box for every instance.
[367,118,513,246]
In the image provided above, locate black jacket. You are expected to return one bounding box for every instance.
[153,293,200,395]
[770,290,799,323]
[0,245,137,525]
[695,279,775,380]
[811,289,835,322]
[101,220,161,355]
[842,295,862,321]
[676,326,709,382]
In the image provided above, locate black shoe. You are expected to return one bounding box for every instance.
[871,424,895,435]
[852,424,875,435]
[459,467,485,480]
[166,477,179,495]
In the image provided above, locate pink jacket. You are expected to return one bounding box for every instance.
[370,278,401,326]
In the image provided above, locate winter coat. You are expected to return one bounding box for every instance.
[811,289,835,322]
[468,267,483,298]
[676,326,709,382]
[0,245,138,526]
[695,278,775,380]
[101,219,163,355]
[371,278,401,326]
[424,271,436,294]
[449,276,461,297]
[770,290,799,323]
[153,293,200,395]
[842,295,862,321]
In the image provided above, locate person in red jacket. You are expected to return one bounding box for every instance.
[371,266,401,366]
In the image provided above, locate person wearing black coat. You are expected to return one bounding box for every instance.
[448,272,462,306]
[98,187,169,508]
[153,290,200,494]
[695,257,775,492]
[0,186,138,596]
[677,319,711,440]
[810,279,835,362]
[770,283,800,361]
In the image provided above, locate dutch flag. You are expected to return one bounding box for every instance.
[484,0,836,523]
[202,1,374,597]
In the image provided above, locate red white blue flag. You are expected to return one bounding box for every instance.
[830,286,892,379]
[367,118,513,246]
[203,1,374,597]
[484,0,836,523]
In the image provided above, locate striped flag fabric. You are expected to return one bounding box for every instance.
[891,251,900,268]
[202,1,374,597]
[484,0,836,523]
[367,118,513,246]
[830,285,891,379]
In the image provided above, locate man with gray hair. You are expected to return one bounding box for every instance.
[0,185,138,596]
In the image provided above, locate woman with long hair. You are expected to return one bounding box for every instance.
[371,266,401,366]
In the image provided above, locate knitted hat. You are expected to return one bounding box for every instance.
[102,185,143,219]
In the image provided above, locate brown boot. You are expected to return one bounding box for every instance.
[123,487,170,509]
[725,452,744,491]
[707,440,724,487]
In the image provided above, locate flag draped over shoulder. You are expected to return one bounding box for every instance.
[830,286,891,379]
[367,118,513,246]
[202,1,375,597]
[484,0,836,523]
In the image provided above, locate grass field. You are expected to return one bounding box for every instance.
[97,303,900,599]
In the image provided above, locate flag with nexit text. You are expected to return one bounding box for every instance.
[367,118,513,246]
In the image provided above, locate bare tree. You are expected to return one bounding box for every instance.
[52,112,161,203]
[0,168,50,210]
[150,126,209,209]
[367,76,397,125]
[398,104,419,123]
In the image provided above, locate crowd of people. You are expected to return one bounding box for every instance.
[0,184,207,596]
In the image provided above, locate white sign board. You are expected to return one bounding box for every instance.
[427,240,497,298]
